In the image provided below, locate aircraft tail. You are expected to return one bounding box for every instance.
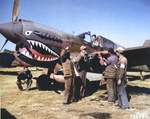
[0,53,15,67]
[143,39,150,47]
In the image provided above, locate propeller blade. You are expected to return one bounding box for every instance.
[0,39,9,52]
[12,0,19,22]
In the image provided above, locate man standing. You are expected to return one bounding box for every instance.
[72,45,88,100]
[103,48,118,104]
[115,47,129,109]
[61,46,76,104]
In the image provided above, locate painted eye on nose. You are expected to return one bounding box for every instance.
[25,31,32,36]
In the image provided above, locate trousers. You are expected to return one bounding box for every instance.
[117,82,129,108]
[63,76,75,103]
[106,78,117,102]
[16,79,32,90]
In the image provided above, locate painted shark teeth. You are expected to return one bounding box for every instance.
[20,48,59,61]
[20,41,59,61]
[19,40,60,61]
[21,49,33,59]
[27,40,59,57]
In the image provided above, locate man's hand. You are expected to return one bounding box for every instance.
[118,79,121,85]
[65,46,70,50]
[81,50,87,56]
[21,79,28,84]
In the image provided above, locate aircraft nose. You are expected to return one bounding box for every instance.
[0,22,22,43]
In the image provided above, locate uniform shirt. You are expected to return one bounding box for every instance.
[105,55,118,65]
[61,49,74,77]
[118,56,127,69]
[17,69,32,81]
[72,52,88,72]
[72,52,83,63]
[117,56,127,82]
[103,55,118,79]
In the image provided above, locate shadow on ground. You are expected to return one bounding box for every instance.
[127,74,150,81]
[33,74,65,94]
[86,78,150,102]
[85,79,106,97]
[0,71,18,76]
[1,108,16,119]
[33,73,150,97]
[81,112,112,119]
[127,85,150,94]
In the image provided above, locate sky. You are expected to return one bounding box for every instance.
[0,0,150,52]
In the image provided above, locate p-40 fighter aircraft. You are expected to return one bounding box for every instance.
[0,0,150,84]
[0,0,114,70]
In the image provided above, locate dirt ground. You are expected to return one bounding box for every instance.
[1,67,150,119]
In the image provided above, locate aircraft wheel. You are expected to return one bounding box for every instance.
[36,74,52,90]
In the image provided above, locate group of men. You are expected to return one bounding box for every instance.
[60,45,129,109]
[100,47,129,109]
[16,45,88,105]
[60,45,88,104]
[15,45,129,109]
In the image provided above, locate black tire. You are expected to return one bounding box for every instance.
[36,74,51,90]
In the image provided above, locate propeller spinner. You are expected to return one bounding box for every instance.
[0,0,20,52]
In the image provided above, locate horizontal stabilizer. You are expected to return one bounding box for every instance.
[143,39,150,47]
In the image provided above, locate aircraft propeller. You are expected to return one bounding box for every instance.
[0,0,20,52]
[12,0,20,22]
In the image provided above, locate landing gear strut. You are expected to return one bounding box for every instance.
[140,72,145,81]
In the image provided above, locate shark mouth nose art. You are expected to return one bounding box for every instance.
[19,40,59,61]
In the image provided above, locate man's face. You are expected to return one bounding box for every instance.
[91,36,96,41]
[116,52,119,56]
[81,49,86,54]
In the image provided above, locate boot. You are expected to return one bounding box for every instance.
[26,79,32,91]
[16,81,23,91]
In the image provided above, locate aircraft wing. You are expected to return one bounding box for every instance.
[86,39,150,72]
[123,45,150,71]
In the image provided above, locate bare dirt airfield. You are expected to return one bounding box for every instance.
[1,67,150,119]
